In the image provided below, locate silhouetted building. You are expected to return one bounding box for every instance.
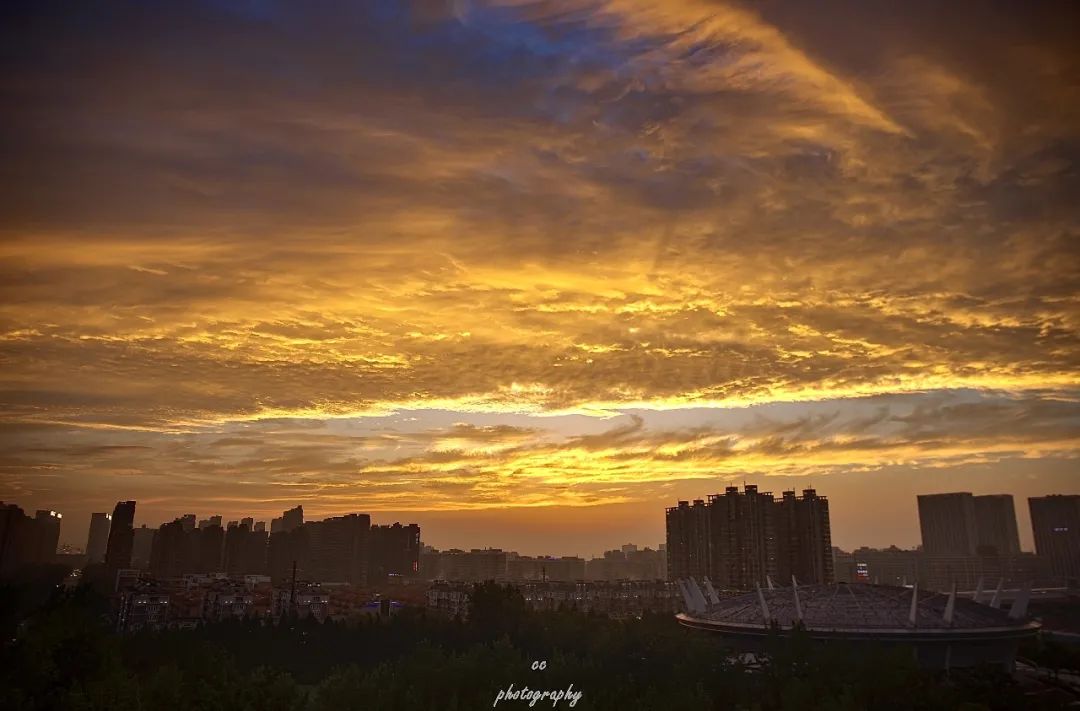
[198,515,222,529]
[0,502,49,575]
[914,492,1049,590]
[851,546,920,586]
[509,555,585,582]
[150,518,195,579]
[427,548,508,581]
[708,485,777,589]
[665,499,710,581]
[33,510,62,564]
[86,512,112,564]
[1029,495,1080,584]
[268,526,309,583]
[105,501,137,575]
[919,551,1048,592]
[832,547,857,583]
[370,523,420,581]
[132,525,156,569]
[585,546,665,580]
[244,528,268,574]
[217,520,269,575]
[282,506,304,532]
[973,495,1021,556]
[918,493,978,555]
[776,489,833,585]
[667,486,833,589]
[306,514,370,583]
[223,521,249,574]
[150,515,257,578]
[196,524,225,573]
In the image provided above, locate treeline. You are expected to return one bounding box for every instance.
[0,577,1067,710]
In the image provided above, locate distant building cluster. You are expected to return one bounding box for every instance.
[115,573,417,632]
[0,503,63,575]
[833,493,1079,591]
[427,579,682,619]
[3,488,1075,606]
[665,486,834,589]
[87,501,421,591]
[419,543,666,583]
[582,544,667,581]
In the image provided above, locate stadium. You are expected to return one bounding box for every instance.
[676,579,1040,670]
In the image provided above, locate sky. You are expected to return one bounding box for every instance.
[0,0,1077,556]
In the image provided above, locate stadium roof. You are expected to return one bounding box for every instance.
[685,582,1031,631]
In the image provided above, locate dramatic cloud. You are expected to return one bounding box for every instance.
[0,0,1076,551]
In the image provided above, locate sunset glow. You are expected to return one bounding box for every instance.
[1,0,1077,554]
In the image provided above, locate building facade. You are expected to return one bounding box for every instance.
[32,510,62,564]
[1029,495,1080,584]
[666,485,834,589]
[973,495,1021,556]
[85,512,112,564]
[917,493,978,555]
[370,523,421,581]
[105,500,137,574]
[0,502,64,575]
[665,499,710,581]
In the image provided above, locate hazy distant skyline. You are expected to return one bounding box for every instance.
[2,1,1077,556]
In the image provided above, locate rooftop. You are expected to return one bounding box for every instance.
[688,583,1028,631]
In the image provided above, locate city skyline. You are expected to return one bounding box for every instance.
[2,1,1078,556]
[11,478,1075,560]
[5,482,1074,592]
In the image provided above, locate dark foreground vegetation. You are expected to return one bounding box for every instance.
[1,569,1076,710]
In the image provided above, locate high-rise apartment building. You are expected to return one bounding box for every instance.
[282,506,304,532]
[666,485,833,589]
[973,494,1021,556]
[917,493,978,555]
[33,510,62,564]
[777,488,834,585]
[709,485,777,589]
[1029,495,1080,583]
[104,501,136,572]
[149,515,251,578]
[920,491,1025,558]
[370,523,421,581]
[665,499,710,581]
[222,521,249,574]
[132,525,156,569]
[0,502,64,575]
[306,514,370,584]
[85,512,112,563]
[150,517,194,579]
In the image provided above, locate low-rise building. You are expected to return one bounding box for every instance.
[427,580,681,619]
